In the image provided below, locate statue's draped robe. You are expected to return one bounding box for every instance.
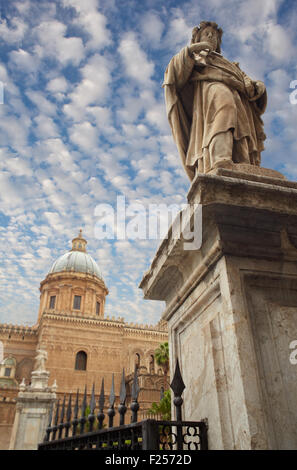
[163,46,267,180]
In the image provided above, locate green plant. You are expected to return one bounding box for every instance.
[155,342,169,388]
[148,389,171,421]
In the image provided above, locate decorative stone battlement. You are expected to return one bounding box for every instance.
[0,324,37,336]
[40,310,167,333]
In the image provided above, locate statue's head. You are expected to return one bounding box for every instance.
[191,21,223,53]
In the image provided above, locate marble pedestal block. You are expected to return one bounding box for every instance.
[140,168,297,450]
[9,371,56,450]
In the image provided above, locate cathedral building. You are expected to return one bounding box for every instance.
[0,231,168,450]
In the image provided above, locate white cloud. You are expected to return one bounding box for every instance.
[87,106,115,134]
[0,115,30,148]
[62,0,111,50]
[26,90,56,116]
[145,102,169,132]
[263,22,294,62]
[0,17,27,44]
[34,20,85,66]
[0,154,32,177]
[33,115,59,139]
[164,15,192,51]
[63,54,112,121]
[140,12,164,47]
[46,76,69,93]
[9,49,39,74]
[69,121,98,151]
[119,32,155,85]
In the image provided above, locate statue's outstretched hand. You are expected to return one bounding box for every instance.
[189,42,213,55]
[255,81,266,96]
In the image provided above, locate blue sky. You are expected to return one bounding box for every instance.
[0,0,297,326]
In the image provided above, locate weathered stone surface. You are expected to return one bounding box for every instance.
[164,21,267,180]
[9,369,56,450]
[140,172,297,449]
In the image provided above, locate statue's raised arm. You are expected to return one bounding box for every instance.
[163,21,267,180]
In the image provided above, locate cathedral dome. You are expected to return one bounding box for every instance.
[48,230,102,279]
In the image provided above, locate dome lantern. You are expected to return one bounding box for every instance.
[71,229,87,253]
[47,231,102,279]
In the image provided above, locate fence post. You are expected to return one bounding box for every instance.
[88,383,96,432]
[97,379,105,429]
[118,369,127,426]
[65,394,72,438]
[200,420,208,450]
[107,374,115,428]
[142,420,159,450]
[130,365,140,423]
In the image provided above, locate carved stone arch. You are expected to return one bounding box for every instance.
[74,350,88,371]
[131,348,144,371]
[147,351,155,374]
[156,378,165,389]
[74,347,89,356]
[145,377,153,388]
[15,357,34,383]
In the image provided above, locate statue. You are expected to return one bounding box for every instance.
[34,348,48,373]
[163,21,267,180]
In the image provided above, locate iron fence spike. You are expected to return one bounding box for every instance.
[90,383,96,414]
[47,401,54,427]
[74,389,79,419]
[66,394,72,422]
[99,378,105,411]
[54,399,60,425]
[60,394,66,423]
[81,385,87,416]
[109,374,115,407]
[170,358,185,397]
[119,368,126,405]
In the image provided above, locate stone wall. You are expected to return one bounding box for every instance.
[0,391,17,450]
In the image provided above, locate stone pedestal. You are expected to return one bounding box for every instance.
[9,371,56,450]
[140,168,297,450]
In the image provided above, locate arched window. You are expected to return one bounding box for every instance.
[135,353,140,369]
[149,354,155,374]
[75,351,87,371]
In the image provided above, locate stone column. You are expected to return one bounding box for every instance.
[140,167,297,450]
[9,371,56,450]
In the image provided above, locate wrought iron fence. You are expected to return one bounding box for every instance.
[38,359,208,451]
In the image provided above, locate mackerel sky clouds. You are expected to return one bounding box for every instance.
[0,0,296,326]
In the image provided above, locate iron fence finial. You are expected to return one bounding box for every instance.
[118,368,127,425]
[170,358,185,422]
[88,383,96,432]
[107,374,115,428]
[97,378,105,429]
